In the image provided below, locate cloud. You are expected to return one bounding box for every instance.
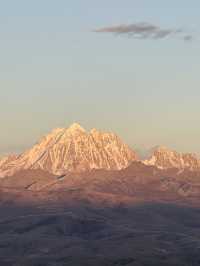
[94,22,193,42]
[183,35,194,42]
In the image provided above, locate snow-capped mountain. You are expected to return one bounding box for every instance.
[0,155,19,169]
[0,123,137,177]
[144,146,200,171]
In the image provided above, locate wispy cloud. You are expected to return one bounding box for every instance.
[183,35,194,42]
[94,22,193,42]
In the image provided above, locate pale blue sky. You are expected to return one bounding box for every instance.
[0,0,200,155]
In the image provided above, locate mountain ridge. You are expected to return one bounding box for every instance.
[1,123,200,177]
[0,123,137,177]
[144,145,200,171]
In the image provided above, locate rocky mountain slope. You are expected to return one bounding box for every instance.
[0,155,18,168]
[1,199,200,266]
[1,128,200,266]
[1,162,200,202]
[0,163,200,266]
[0,123,137,177]
[144,146,200,171]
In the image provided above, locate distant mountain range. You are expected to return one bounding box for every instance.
[144,145,200,171]
[1,123,200,266]
[0,123,200,178]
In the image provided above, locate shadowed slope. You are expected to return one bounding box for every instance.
[0,159,200,265]
[0,201,200,266]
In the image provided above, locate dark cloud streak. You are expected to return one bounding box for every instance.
[183,35,193,42]
[94,22,193,42]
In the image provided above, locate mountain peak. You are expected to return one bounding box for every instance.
[154,146,173,153]
[90,128,99,135]
[144,145,200,171]
[0,124,137,176]
[67,123,86,133]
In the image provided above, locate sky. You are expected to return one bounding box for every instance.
[0,0,200,155]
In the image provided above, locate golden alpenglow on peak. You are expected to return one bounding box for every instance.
[67,123,86,133]
[0,124,137,177]
[144,146,200,171]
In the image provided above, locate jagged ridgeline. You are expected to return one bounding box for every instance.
[0,123,137,177]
